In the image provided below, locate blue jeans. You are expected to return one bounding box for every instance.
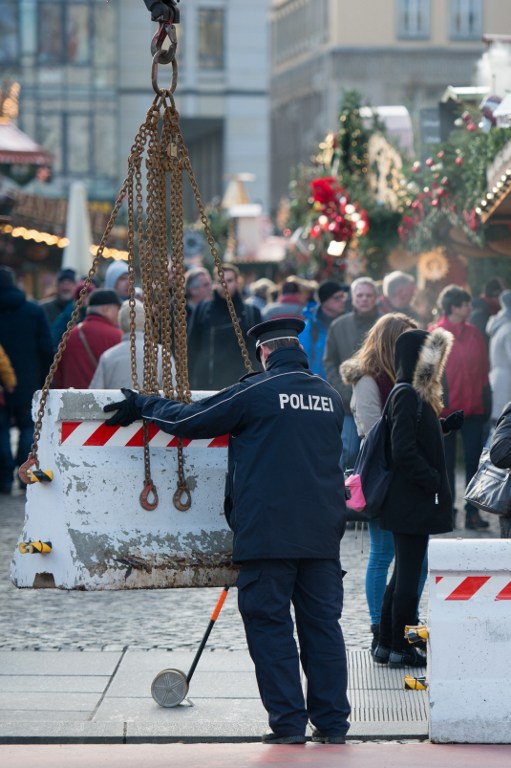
[341,414,361,472]
[366,519,428,625]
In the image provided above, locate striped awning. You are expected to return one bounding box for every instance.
[0,122,52,166]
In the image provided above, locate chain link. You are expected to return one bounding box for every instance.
[177,124,254,375]
[23,63,252,511]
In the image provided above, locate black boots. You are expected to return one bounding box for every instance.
[465,511,490,530]
[388,646,426,668]
[373,644,391,664]
[370,624,379,655]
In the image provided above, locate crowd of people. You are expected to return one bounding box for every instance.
[1,260,509,530]
[1,256,510,743]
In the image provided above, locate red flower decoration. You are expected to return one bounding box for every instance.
[311,177,341,204]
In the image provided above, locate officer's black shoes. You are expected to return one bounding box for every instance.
[387,647,426,669]
[311,729,346,744]
[261,731,306,744]
[372,643,391,664]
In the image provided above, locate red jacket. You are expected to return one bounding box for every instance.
[54,314,122,388]
[429,315,489,417]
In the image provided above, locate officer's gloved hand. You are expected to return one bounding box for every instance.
[144,0,176,22]
[103,388,142,427]
[441,410,464,434]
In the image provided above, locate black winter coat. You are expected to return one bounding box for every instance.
[136,347,347,562]
[380,385,453,535]
[187,291,262,390]
[0,285,53,410]
[490,401,511,469]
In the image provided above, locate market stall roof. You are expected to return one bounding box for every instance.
[440,85,489,104]
[477,138,511,226]
[0,121,52,165]
[443,137,511,259]
[479,184,511,224]
[494,94,511,127]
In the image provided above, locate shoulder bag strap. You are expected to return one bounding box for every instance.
[77,323,98,367]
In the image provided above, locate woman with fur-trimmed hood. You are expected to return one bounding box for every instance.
[341,313,421,657]
[373,327,459,669]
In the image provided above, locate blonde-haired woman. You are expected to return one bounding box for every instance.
[341,313,420,655]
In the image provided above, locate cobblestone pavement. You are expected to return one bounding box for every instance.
[0,477,499,653]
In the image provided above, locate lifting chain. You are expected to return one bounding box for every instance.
[20,186,128,481]
[20,16,253,513]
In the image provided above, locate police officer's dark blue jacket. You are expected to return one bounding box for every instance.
[134,346,347,563]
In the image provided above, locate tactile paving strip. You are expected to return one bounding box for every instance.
[347,650,428,723]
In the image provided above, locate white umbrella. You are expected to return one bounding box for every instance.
[61,181,93,277]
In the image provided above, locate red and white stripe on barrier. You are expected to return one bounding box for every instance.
[59,421,229,448]
[435,575,511,601]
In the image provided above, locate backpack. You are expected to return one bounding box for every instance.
[345,383,422,520]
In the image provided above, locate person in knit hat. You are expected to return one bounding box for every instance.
[53,290,122,388]
[300,281,348,379]
[40,267,78,326]
[262,276,309,321]
[104,261,130,302]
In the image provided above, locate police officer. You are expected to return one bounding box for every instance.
[104,317,350,745]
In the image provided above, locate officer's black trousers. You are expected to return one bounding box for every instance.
[236,558,350,737]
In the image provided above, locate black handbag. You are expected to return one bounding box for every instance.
[464,448,511,517]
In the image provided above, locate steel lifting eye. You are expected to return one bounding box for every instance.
[140,480,159,511]
[151,22,177,65]
[173,483,191,511]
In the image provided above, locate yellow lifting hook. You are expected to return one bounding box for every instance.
[25,469,53,484]
[18,541,52,555]
[19,457,53,484]
[404,625,429,644]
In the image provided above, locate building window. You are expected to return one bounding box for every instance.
[0,1,19,63]
[38,2,91,65]
[396,0,430,40]
[38,107,116,184]
[67,114,91,174]
[272,0,329,65]
[449,0,483,40]
[198,8,224,70]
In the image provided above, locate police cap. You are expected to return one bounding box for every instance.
[248,317,305,361]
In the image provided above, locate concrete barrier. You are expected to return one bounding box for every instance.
[428,538,511,743]
[10,390,237,590]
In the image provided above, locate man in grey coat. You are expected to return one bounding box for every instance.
[323,277,380,469]
[89,300,165,389]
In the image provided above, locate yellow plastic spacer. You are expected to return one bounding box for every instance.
[18,541,52,555]
[26,469,53,484]
[404,676,428,691]
[404,624,429,644]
